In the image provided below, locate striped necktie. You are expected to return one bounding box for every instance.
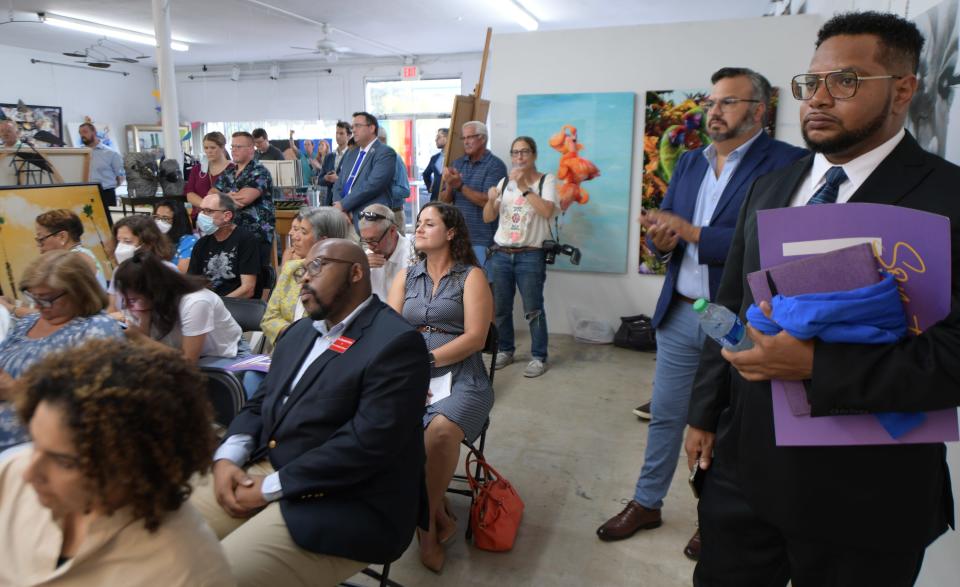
[806,166,847,205]
[342,150,367,196]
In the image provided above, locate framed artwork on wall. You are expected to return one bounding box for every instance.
[0,103,63,143]
[639,88,780,274]
[517,92,635,274]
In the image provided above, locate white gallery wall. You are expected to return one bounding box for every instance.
[174,54,482,123]
[486,14,822,334]
[486,13,958,586]
[0,43,158,153]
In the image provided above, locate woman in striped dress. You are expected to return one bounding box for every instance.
[388,202,493,573]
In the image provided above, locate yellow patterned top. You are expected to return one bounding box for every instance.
[261,259,305,345]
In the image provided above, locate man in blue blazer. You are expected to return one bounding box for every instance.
[597,68,807,557]
[192,238,430,586]
[333,112,398,226]
[422,128,448,201]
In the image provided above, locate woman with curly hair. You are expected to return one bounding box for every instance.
[387,201,493,573]
[33,209,107,289]
[0,251,123,452]
[0,339,233,586]
[107,214,175,313]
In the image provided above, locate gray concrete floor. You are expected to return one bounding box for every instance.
[346,332,698,586]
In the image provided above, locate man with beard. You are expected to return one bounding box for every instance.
[597,68,805,559]
[685,12,960,586]
[191,238,430,586]
[79,122,124,207]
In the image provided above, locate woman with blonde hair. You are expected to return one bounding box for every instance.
[0,251,123,451]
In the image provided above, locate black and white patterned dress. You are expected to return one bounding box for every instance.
[403,261,493,443]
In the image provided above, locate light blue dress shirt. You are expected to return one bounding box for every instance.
[88,142,125,189]
[674,130,762,300]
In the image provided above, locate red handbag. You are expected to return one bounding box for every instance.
[465,449,524,552]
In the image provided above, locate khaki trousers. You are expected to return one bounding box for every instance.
[191,461,368,587]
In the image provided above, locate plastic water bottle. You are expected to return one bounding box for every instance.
[692,299,753,351]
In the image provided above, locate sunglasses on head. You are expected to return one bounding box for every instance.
[359,211,391,222]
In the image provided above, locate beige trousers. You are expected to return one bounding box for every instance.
[191,461,368,587]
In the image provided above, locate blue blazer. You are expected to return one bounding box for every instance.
[649,131,807,328]
[332,141,398,222]
[226,297,430,564]
[422,151,443,201]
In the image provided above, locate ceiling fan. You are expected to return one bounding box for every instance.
[289,23,365,62]
[62,38,149,68]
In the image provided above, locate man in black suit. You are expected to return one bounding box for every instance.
[685,12,959,586]
[321,120,352,205]
[191,238,430,586]
[422,127,448,201]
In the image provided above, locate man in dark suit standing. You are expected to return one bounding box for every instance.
[686,12,960,586]
[321,120,352,205]
[597,68,805,559]
[422,128,448,201]
[191,238,430,586]
[333,112,398,226]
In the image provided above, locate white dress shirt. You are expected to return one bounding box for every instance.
[369,233,416,300]
[214,295,375,500]
[788,128,905,207]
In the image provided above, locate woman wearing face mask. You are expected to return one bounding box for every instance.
[153,200,196,272]
[106,216,174,313]
[185,131,233,222]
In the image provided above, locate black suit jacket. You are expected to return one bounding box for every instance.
[422,152,443,201]
[226,297,430,563]
[688,132,958,551]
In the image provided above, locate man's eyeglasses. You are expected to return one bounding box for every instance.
[293,256,355,281]
[199,208,225,215]
[701,97,761,111]
[21,290,66,309]
[462,134,482,142]
[353,122,372,128]
[230,144,253,149]
[34,230,64,244]
[510,148,533,157]
[360,226,392,248]
[791,70,903,101]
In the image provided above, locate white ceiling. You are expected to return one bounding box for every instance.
[0,0,773,68]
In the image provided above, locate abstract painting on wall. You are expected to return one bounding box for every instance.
[639,88,779,274]
[0,103,63,143]
[908,0,960,165]
[517,92,635,273]
[0,184,113,300]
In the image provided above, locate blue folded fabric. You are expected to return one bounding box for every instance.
[746,273,923,439]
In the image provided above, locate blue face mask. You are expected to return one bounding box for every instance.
[196,213,217,236]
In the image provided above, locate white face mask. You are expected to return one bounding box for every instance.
[155,219,172,234]
[115,242,139,264]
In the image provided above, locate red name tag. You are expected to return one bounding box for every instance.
[330,336,355,354]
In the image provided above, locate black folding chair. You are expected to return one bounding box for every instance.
[199,366,245,429]
[222,297,268,354]
[339,563,403,587]
[446,323,498,540]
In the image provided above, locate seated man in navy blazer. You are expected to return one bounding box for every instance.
[596,67,807,559]
[332,112,398,226]
[191,238,430,587]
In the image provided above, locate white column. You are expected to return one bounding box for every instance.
[151,0,183,166]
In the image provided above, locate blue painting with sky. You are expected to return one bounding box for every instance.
[517,92,635,273]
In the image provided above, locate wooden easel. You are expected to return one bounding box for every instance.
[441,28,492,177]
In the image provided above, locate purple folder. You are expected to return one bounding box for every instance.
[746,243,882,416]
[755,203,959,446]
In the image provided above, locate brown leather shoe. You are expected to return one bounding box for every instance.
[596,500,662,541]
[683,529,701,560]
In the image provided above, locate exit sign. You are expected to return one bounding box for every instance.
[402,66,419,80]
